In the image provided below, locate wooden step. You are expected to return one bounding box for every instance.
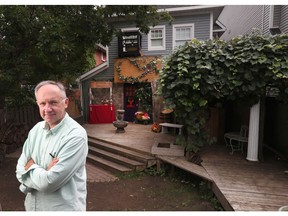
[87,154,133,173]
[89,146,146,171]
[88,137,156,167]
[87,137,157,174]
[88,137,153,156]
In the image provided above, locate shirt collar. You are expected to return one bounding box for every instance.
[43,113,69,134]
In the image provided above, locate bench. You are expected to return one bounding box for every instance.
[159,123,184,135]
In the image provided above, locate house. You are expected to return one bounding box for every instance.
[77,5,225,124]
[218,5,288,40]
[217,5,288,161]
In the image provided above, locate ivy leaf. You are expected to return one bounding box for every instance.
[258,56,267,64]
[192,83,199,90]
[181,67,188,73]
[183,54,190,59]
[199,99,207,107]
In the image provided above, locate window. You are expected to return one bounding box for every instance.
[173,23,194,48]
[148,25,165,51]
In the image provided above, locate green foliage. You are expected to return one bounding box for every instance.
[115,170,146,180]
[144,166,166,176]
[116,166,166,180]
[4,85,36,107]
[0,5,171,108]
[159,33,288,153]
[199,181,224,211]
[135,83,152,114]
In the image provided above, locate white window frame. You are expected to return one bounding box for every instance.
[121,27,139,33]
[148,25,166,51]
[172,23,195,49]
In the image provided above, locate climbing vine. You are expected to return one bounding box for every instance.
[116,56,161,83]
[159,33,288,153]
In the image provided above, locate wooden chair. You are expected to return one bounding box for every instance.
[224,125,249,154]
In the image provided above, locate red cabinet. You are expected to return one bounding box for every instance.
[89,104,116,124]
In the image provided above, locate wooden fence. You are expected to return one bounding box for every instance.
[0,106,41,155]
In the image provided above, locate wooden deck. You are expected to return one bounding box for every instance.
[200,144,288,211]
[157,145,288,211]
[157,155,212,181]
[83,123,288,211]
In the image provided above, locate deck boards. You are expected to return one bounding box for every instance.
[157,155,212,181]
[83,123,288,211]
[155,143,288,211]
[201,144,288,211]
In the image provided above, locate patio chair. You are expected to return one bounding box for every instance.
[224,125,249,154]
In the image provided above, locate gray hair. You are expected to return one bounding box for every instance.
[34,80,67,98]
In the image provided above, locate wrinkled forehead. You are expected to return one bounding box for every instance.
[35,84,65,100]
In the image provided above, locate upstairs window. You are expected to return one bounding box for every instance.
[173,23,194,48]
[148,25,166,51]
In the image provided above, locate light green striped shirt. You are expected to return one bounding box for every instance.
[16,113,88,211]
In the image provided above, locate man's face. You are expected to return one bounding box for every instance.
[36,84,69,129]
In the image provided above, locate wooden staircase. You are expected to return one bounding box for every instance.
[87,137,156,174]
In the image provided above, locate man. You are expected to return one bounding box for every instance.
[16,80,88,211]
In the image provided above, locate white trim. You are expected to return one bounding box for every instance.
[106,46,109,67]
[96,43,106,51]
[76,62,108,82]
[157,5,224,13]
[172,23,195,49]
[121,27,139,32]
[148,25,166,51]
[215,20,226,31]
[210,12,213,40]
[269,5,275,28]
[101,52,106,62]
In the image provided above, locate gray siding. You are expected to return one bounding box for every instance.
[93,12,212,80]
[262,5,271,35]
[218,5,264,40]
[141,13,211,56]
[273,5,281,27]
[280,5,288,33]
[219,5,288,39]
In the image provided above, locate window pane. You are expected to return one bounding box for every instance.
[176,27,192,40]
[175,40,186,47]
[185,28,191,38]
[151,29,163,39]
[176,29,181,39]
[151,39,163,46]
[149,27,165,50]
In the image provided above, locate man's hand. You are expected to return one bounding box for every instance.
[25,159,35,171]
[47,158,59,171]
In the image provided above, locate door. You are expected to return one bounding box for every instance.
[123,83,139,122]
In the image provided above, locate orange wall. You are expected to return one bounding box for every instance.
[114,56,162,83]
